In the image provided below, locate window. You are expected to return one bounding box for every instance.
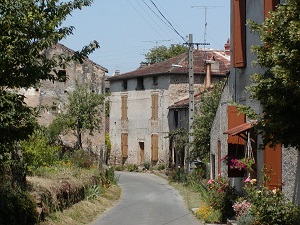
[151,94,158,120]
[151,134,158,162]
[232,0,246,68]
[121,95,128,120]
[152,76,158,86]
[136,77,144,90]
[121,133,128,158]
[174,110,179,128]
[57,69,67,82]
[122,80,127,91]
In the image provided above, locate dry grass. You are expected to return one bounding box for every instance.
[169,181,204,211]
[40,185,121,225]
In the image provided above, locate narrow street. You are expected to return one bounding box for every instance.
[92,172,202,225]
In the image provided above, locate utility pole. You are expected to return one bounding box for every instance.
[187,34,194,173]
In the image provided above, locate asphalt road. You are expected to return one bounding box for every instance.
[92,171,201,225]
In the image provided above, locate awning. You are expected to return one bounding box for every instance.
[224,121,256,141]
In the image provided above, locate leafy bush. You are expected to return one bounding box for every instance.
[196,203,222,223]
[240,177,300,225]
[127,164,138,172]
[85,185,103,201]
[21,129,61,173]
[206,176,239,222]
[143,162,150,170]
[70,149,94,169]
[114,165,125,171]
[0,186,38,225]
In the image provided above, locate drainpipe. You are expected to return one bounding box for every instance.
[204,60,214,89]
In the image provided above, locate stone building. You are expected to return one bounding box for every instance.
[20,43,108,152]
[210,0,300,204]
[108,48,230,167]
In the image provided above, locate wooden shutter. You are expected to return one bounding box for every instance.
[151,94,158,120]
[227,105,246,144]
[227,105,246,177]
[264,144,282,189]
[151,134,158,161]
[121,95,128,120]
[121,133,128,158]
[264,0,280,18]
[232,0,246,68]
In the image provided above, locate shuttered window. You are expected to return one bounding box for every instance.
[121,133,128,158]
[151,94,159,120]
[227,105,246,177]
[227,105,246,144]
[264,0,280,18]
[121,95,128,120]
[232,0,246,68]
[151,134,158,162]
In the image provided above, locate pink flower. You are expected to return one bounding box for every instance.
[207,179,214,184]
[244,176,251,183]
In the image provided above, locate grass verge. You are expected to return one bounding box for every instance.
[40,184,121,225]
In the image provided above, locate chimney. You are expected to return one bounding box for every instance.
[224,38,230,56]
[204,60,213,89]
[114,70,120,76]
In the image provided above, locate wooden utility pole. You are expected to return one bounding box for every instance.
[187,34,194,173]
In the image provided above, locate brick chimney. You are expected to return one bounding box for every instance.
[204,60,214,89]
[224,38,230,56]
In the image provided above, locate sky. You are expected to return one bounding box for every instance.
[61,0,230,75]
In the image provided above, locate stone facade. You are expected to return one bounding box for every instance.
[109,49,230,167]
[210,0,300,204]
[20,43,108,153]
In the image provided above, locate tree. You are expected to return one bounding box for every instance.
[192,81,225,160]
[143,44,188,64]
[55,81,104,149]
[0,0,98,187]
[248,1,300,148]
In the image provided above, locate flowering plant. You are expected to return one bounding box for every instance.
[206,175,239,222]
[220,155,229,164]
[234,176,300,225]
[230,157,254,171]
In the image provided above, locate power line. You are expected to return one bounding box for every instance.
[126,0,165,39]
[149,0,186,42]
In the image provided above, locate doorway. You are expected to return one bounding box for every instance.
[138,142,145,165]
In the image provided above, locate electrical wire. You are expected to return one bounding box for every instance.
[149,0,187,42]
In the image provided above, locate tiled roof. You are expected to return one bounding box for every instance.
[54,43,108,73]
[168,93,202,109]
[108,49,230,81]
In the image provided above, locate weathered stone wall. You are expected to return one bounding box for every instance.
[282,146,300,205]
[20,44,107,153]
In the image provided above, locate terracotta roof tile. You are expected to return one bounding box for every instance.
[108,49,230,81]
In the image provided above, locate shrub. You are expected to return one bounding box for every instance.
[21,130,61,173]
[127,164,138,172]
[196,203,222,223]
[85,185,103,201]
[0,186,38,225]
[206,175,239,222]
[143,162,150,170]
[241,177,300,225]
[70,149,94,169]
[114,165,125,171]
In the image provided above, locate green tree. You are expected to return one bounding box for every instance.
[192,81,225,160]
[55,82,104,149]
[248,1,300,148]
[0,0,98,188]
[143,44,188,64]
